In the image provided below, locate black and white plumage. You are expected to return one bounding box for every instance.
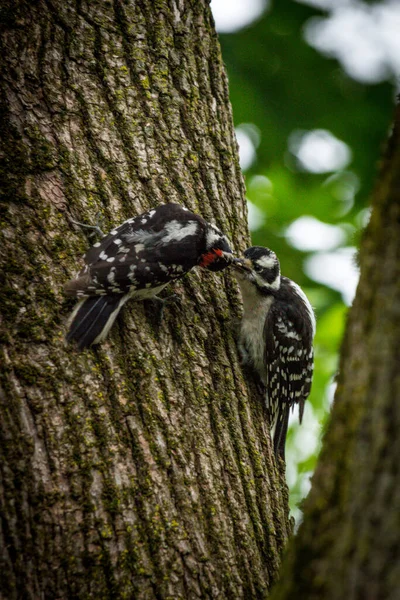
[65,203,234,349]
[233,246,315,460]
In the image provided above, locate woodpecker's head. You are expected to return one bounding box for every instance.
[233,246,281,291]
[198,224,235,272]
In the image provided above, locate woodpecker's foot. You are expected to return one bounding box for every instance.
[160,293,181,306]
[70,212,105,238]
[150,294,181,326]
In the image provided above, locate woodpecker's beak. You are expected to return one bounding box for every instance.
[221,251,237,263]
[231,257,253,271]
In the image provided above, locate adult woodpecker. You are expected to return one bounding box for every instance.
[233,246,315,459]
[65,203,234,349]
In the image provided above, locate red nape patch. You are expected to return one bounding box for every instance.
[199,248,223,268]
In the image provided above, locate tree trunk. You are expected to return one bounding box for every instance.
[272,104,400,600]
[0,1,291,598]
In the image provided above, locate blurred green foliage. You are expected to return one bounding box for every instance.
[218,0,394,518]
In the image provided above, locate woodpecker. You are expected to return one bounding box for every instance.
[65,203,234,349]
[233,246,315,460]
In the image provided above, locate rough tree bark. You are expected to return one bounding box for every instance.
[0,1,291,598]
[272,104,400,600]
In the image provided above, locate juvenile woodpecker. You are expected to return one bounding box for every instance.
[65,203,234,349]
[233,246,315,459]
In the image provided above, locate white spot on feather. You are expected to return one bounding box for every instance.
[160,220,198,244]
[276,319,302,340]
[107,268,116,284]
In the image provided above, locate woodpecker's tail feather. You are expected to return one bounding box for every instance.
[66,295,126,349]
[273,403,290,461]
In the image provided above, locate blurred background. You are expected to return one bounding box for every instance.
[210,0,398,520]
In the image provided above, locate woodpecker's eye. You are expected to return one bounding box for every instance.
[254,264,263,273]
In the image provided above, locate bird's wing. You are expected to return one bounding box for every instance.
[264,300,313,427]
[66,205,205,296]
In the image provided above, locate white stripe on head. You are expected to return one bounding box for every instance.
[255,254,277,269]
[206,225,223,249]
